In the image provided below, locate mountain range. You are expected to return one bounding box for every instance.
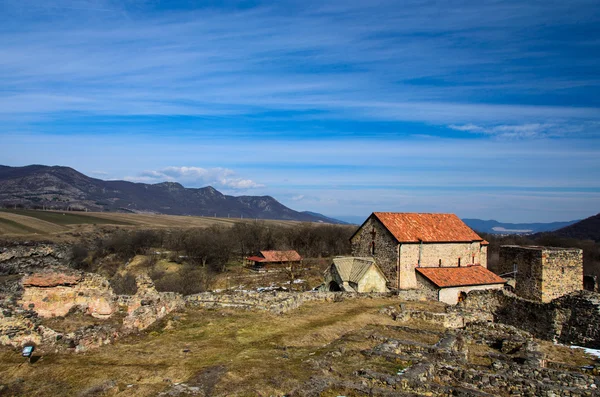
[0,165,347,224]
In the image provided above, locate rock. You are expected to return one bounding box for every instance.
[19,272,116,319]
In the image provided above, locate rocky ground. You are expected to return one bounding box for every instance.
[1,242,600,396]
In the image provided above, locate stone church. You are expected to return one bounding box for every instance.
[351,212,494,291]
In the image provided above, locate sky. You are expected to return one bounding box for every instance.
[1,0,599,223]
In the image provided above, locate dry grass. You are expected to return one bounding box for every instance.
[539,341,596,367]
[0,211,68,235]
[0,297,402,396]
[0,210,307,241]
[1,295,595,396]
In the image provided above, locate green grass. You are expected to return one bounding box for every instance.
[0,209,131,226]
[0,217,43,234]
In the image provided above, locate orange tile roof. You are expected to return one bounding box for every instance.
[259,250,302,262]
[372,212,484,243]
[416,265,505,288]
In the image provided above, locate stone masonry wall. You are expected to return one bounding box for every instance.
[400,242,487,289]
[541,247,583,302]
[186,289,432,314]
[460,289,600,348]
[351,216,398,284]
[499,246,583,303]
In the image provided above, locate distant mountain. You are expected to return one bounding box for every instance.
[545,213,600,242]
[462,218,580,235]
[301,211,350,225]
[0,165,346,224]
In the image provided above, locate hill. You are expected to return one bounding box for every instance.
[462,218,580,235]
[0,165,344,224]
[545,213,600,242]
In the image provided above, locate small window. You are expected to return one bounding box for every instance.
[370,241,375,255]
[458,257,461,267]
[561,267,565,274]
[439,259,442,267]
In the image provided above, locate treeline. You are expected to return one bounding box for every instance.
[481,232,600,278]
[79,222,355,266]
[70,221,357,294]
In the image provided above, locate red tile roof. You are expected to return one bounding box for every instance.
[247,256,266,263]
[259,250,302,262]
[416,265,505,288]
[372,212,484,243]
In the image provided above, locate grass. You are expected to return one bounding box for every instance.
[0,209,132,226]
[1,295,596,396]
[0,209,308,240]
[0,217,43,234]
[0,297,402,396]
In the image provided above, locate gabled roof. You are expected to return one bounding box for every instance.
[259,250,302,262]
[366,212,484,243]
[416,265,505,288]
[331,257,387,284]
[247,256,266,262]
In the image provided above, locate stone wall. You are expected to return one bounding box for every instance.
[460,289,600,348]
[186,289,431,314]
[498,246,583,302]
[351,216,398,284]
[542,247,583,302]
[351,216,488,290]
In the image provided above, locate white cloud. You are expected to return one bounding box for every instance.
[125,166,264,190]
[447,123,578,138]
[291,195,305,201]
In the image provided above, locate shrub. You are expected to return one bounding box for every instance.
[110,273,138,295]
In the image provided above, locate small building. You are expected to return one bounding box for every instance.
[494,245,583,302]
[245,250,302,270]
[351,212,489,290]
[324,257,389,293]
[416,265,506,304]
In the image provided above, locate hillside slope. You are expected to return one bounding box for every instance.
[547,213,600,242]
[0,165,344,223]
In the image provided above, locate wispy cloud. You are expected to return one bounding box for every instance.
[125,166,264,190]
[0,0,598,133]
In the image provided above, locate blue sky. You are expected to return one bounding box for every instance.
[1,0,599,223]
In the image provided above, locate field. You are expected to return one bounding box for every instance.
[0,209,301,240]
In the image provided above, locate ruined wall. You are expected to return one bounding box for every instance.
[460,289,600,348]
[0,243,69,275]
[499,246,583,303]
[20,273,116,318]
